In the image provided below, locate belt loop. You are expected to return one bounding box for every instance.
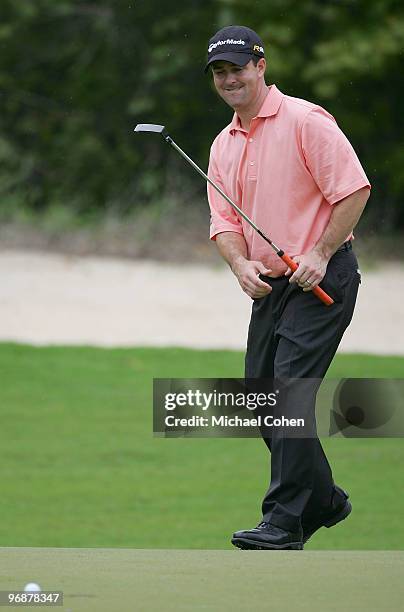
[337,240,352,252]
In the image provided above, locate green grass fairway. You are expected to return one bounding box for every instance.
[1,548,403,612]
[0,344,403,550]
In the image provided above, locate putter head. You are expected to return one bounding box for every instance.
[134,124,168,138]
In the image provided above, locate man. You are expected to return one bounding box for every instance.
[205,25,370,550]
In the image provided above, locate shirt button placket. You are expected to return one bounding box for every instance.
[247,135,257,180]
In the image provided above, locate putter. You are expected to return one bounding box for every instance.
[134,123,333,306]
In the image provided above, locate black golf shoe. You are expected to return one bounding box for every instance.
[232,522,303,550]
[302,486,352,544]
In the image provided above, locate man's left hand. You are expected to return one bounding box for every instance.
[285,249,330,291]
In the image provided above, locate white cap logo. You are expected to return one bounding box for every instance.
[208,39,246,53]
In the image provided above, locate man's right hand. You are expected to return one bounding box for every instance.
[232,258,273,299]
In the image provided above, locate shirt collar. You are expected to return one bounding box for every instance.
[229,84,284,134]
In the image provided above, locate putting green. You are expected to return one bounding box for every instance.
[0,548,403,611]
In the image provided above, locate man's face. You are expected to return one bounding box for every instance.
[211,58,266,110]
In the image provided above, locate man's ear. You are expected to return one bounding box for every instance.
[257,57,266,77]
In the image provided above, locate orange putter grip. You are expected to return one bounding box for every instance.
[280,253,334,306]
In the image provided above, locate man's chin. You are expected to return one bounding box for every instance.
[221,93,246,110]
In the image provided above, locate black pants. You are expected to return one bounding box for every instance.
[244,247,361,532]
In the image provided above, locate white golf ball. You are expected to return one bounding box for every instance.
[24,583,41,592]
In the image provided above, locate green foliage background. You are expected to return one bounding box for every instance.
[0,0,403,230]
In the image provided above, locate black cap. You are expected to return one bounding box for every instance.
[205,25,265,73]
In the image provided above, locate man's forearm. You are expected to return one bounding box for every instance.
[314,187,370,259]
[215,232,248,273]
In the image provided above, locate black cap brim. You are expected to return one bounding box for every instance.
[204,52,253,74]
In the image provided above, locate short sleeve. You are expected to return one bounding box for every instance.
[207,142,243,240]
[301,108,371,205]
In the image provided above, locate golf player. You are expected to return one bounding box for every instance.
[205,25,371,550]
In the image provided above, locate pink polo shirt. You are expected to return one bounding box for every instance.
[208,84,371,275]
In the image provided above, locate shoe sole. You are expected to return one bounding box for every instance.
[303,500,352,544]
[231,537,303,551]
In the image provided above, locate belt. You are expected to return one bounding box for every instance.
[337,240,352,252]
